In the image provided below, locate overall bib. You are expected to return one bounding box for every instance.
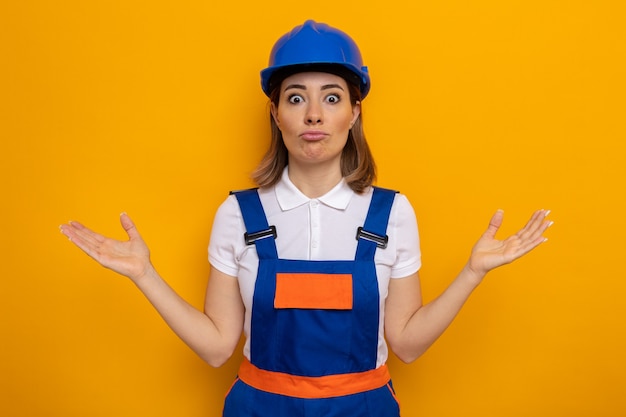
[223,187,401,417]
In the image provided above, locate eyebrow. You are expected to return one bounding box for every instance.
[283,83,345,92]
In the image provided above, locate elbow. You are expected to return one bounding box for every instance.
[204,354,231,368]
[201,347,236,368]
[198,330,242,368]
[393,350,421,364]
[387,339,424,364]
[392,349,421,364]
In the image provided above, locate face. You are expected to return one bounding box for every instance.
[271,72,361,169]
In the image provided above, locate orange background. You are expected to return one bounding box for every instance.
[2,1,625,416]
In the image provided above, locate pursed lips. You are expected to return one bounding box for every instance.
[300,130,328,141]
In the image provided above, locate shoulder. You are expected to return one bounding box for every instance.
[392,192,415,216]
[367,186,416,217]
[215,193,243,220]
[218,186,282,221]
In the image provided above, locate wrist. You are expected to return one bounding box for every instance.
[131,262,157,286]
[461,263,486,288]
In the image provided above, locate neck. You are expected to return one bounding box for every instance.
[287,161,343,199]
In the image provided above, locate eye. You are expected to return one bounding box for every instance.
[325,94,341,104]
[288,94,304,104]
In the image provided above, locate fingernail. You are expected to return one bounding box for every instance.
[544,210,551,217]
[548,221,554,227]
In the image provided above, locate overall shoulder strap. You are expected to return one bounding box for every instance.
[231,188,278,260]
[355,186,398,261]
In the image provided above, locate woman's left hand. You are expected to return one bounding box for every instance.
[467,209,552,277]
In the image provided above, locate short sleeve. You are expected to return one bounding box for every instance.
[389,194,421,278]
[208,195,245,277]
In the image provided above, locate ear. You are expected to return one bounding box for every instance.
[270,102,280,127]
[350,101,361,127]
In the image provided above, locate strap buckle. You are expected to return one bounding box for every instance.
[356,227,388,249]
[244,225,277,245]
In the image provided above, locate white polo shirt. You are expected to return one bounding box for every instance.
[209,167,421,366]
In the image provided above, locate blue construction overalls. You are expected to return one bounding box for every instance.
[223,187,401,417]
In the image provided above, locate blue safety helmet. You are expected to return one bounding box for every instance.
[260,20,371,99]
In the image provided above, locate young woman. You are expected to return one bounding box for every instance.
[60,20,552,417]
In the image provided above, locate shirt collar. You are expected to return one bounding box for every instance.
[275,167,354,211]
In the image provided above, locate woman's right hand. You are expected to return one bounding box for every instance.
[60,213,153,282]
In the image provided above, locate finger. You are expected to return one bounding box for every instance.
[59,222,98,249]
[483,209,504,239]
[527,214,553,243]
[516,233,549,256]
[515,209,546,239]
[69,224,112,253]
[518,210,551,241]
[67,221,107,245]
[60,224,104,261]
[120,213,142,241]
[514,216,553,255]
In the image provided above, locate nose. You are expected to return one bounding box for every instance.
[305,101,323,125]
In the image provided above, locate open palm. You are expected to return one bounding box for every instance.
[60,213,152,282]
[468,209,552,275]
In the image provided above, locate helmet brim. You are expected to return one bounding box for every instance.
[261,63,370,99]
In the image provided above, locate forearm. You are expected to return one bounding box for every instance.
[59,215,243,366]
[387,209,551,363]
[393,265,484,362]
[132,267,239,367]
